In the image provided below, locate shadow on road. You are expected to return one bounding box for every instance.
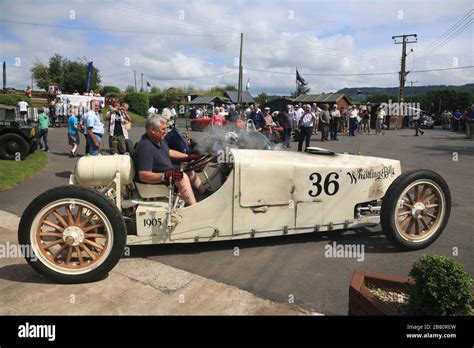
[127,228,399,259]
[0,264,50,284]
[55,171,72,179]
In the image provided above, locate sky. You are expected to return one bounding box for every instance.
[0,0,473,95]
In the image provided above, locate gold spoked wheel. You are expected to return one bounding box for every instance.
[32,199,113,274]
[395,180,445,242]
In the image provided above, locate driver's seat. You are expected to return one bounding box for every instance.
[134,182,170,199]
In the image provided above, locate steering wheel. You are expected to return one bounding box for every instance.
[183,154,217,172]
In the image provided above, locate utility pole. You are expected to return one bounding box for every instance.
[392,33,417,128]
[134,70,137,92]
[408,80,418,102]
[237,33,243,109]
[141,73,144,92]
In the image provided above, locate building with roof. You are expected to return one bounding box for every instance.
[224,90,254,105]
[265,96,296,112]
[293,93,352,110]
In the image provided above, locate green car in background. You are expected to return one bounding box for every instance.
[0,103,38,160]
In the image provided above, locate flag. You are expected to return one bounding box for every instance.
[2,61,6,90]
[246,78,250,90]
[296,68,306,85]
[146,81,151,87]
[86,61,93,92]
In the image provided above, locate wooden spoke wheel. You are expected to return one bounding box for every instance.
[34,200,111,273]
[395,180,445,242]
[381,170,451,250]
[19,186,127,283]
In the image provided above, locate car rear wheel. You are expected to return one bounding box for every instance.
[381,170,451,250]
[18,185,127,283]
[0,133,30,160]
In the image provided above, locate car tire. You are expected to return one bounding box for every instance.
[18,185,127,283]
[380,169,451,251]
[0,133,30,160]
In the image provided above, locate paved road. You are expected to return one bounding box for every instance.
[1,122,472,314]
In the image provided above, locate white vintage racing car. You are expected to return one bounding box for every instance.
[19,147,451,283]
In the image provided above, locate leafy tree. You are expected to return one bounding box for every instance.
[101,85,120,95]
[255,92,269,106]
[150,86,161,94]
[125,85,136,93]
[292,83,310,97]
[31,54,101,93]
[224,85,237,91]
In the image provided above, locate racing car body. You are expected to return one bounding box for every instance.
[19,148,451,283]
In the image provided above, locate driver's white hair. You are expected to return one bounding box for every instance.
[146,113,168,130]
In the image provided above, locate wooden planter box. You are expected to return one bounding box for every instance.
[349,269,411,315]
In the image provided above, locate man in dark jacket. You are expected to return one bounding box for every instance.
[247,104,265,131]
[280,104,293,148]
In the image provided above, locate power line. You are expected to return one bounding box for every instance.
[0,18,237,37]
[244,65,473,77]
[142,70,237,81]
[417,18,473,58]
[417,9,473,54]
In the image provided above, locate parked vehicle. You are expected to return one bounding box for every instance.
[0,104,38,160]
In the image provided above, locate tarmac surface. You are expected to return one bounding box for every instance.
[0,120,472,314]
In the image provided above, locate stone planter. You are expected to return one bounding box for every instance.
[348,269,411,315]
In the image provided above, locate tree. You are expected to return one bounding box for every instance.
[150,86,161,94]
[255,92,269,106]
[101,85,121,95]
[291,81,310,98]
[31,54,101,93]
[224,85,238,91]
[125,85,136,93]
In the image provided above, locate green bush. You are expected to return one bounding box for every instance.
[148,93,166,110]
[405,255,473,315]
[105,92,125,99]
[101,85,121,95]
[124,92,149,116]
[0,93,31,106]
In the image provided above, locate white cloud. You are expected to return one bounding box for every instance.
[0,0,472,95]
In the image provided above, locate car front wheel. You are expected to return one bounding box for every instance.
[18,185,127,283]
[380,169,451,251]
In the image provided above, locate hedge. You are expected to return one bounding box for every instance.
[124,92,149,116]
[0,93,31,106]
[148,93,167,110]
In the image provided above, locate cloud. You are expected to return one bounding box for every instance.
[0,0,472,95]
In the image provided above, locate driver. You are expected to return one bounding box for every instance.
[134,114,208,206]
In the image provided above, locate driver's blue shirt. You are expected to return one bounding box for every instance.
[134,134,174,181]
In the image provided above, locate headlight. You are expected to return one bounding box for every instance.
[31,128,36,137]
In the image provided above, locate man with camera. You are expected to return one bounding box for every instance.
[104,100,132,154]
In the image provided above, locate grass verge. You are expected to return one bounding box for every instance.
[0,151,48,191]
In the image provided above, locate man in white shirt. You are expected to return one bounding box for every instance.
[298,104,318,151]
[162,101,177,126]
[148,105,157,114]
[330,104,341,140]
[376,106,386,135]
[349,106,359,136]
[17,100,29,122]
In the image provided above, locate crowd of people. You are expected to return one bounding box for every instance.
[33,98,132,157]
